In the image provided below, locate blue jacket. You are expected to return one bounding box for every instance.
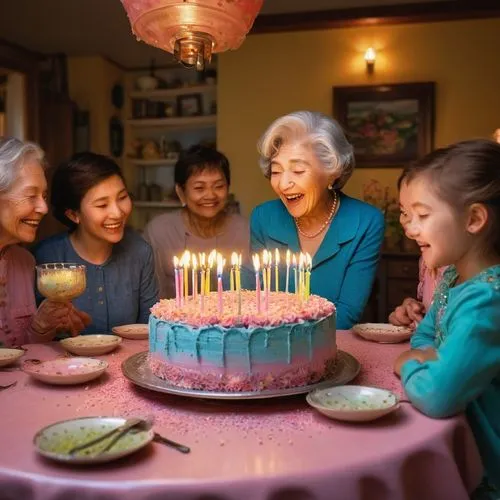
[250,192,384,329]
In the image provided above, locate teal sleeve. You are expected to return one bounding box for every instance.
[401,284,500,418]
[250,205,266,253]
[409,300,437,349]
[335,209,384,329]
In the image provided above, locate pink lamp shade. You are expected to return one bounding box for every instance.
[120,0,263,70]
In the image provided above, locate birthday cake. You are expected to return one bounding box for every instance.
[148,291,337,392]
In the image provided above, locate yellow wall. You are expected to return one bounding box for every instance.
[68,56,124,160]
[217,18,500,216]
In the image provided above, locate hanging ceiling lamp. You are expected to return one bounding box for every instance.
[120,0,263,71]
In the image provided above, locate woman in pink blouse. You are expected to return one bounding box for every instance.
[0,137,89,347]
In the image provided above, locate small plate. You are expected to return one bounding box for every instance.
[60,334,122,356]
[34,416,154,464]
[23,357,108,385]
[0,348,24,367]
[352,323,413,343]
[307,385,400,422]
[112,324,148,340]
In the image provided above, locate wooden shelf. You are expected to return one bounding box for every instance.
[127,115,216,128]
[134,201,182,209]
[130,84,216,100]
[128,158,177,167]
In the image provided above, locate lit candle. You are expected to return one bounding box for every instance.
[179,254,185,307]
[173,256,180,308]
[262,250,270,312]
[252,253,261,314]
[274,248,280,292]
[192,254,198,301]
[237,254,242,316]
[299,253,305,300]
[207,249,216,295]
[305,252,312,300]
[217,253,224,315]
[230,252,238,292]
[293,254,298,296]
[199,254,206,314]
[285,249,291,294]
[182,250,190,299]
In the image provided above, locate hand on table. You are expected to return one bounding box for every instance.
[393,347,437,377]
[30,300,91,341]
[389,298,426,329]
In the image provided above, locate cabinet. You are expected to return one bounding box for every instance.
[124,65,217,230]
[375,252,420,322]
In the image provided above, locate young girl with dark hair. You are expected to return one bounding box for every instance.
[34,152,158,334]
[393,139,500,498]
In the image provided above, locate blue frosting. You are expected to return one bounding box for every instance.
[149,314,336,372]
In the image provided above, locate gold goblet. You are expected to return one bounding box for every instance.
[36,263,87,302]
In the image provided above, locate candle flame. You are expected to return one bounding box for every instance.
[275,248,280,265]
[252,253,260,272]
[238,254,242,266]
[192,253,198,270]
[305,252,312,270]
[231,252,238,267]
[217,253,224,276]
[262,249,269,267]
[173,256,179,268]
[292,254,297,267]
[299,253,305,270]
[181,250,191,268]
[286,249,291,266]
[199,252,206,268]
[208,249,216,268]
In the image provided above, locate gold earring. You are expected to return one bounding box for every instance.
[328,183,333,190]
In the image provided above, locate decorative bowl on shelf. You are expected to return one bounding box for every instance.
[36,263,86,302]
[136,75,158,91]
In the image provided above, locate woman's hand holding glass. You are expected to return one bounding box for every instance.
[30,300,91,340]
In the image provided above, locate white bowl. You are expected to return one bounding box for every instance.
[352,323,413,344]
[23,357,107,385]
[306,385,400,422]
[34,416,154,464]
[0,348,24,367]
[136,75,158,91]
[112,324,148,340]
[60,334,122,356]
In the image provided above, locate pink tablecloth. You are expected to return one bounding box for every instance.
[0,331,482,500]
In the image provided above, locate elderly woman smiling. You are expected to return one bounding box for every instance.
[0,137,89,346]
[251,111,385,329]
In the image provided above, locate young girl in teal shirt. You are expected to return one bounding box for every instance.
[394,139,500,499]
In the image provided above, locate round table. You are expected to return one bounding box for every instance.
[0,331,482,500]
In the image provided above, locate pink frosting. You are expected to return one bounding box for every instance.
[149,354,336,392]
[151,291,335,328]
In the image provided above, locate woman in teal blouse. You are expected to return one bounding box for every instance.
[394,140,500,498]
[251,111,384,329]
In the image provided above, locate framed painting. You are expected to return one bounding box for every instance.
[333,82,435,167]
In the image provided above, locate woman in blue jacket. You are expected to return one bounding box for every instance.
[251,111,384,329]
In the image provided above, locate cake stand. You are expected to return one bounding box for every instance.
[121,351,361,400]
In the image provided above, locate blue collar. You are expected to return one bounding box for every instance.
[266,192,359,267]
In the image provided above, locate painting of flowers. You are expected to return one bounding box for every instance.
[333,82,435,167]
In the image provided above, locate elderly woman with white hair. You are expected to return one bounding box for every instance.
[251,111,385,329]
[0,137,90,347]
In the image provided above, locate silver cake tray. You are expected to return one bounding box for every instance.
[121,350,361,400]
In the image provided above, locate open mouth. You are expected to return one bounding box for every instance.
[21,219,41,228]
[284,193,304,204]
[103,222,123,231]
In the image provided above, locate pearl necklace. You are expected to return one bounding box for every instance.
[295,191,339,239]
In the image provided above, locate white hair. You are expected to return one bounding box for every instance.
[257,111,355,189]
[0,136,45,195]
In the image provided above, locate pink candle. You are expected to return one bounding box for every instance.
[216,254,224,315]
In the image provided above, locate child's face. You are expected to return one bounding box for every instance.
[399,176,470,270]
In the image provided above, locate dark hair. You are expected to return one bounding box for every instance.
[398,139,500,255]
[51,152,127,230]
[174,145,230,189]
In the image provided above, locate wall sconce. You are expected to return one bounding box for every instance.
[364,48,376,74]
